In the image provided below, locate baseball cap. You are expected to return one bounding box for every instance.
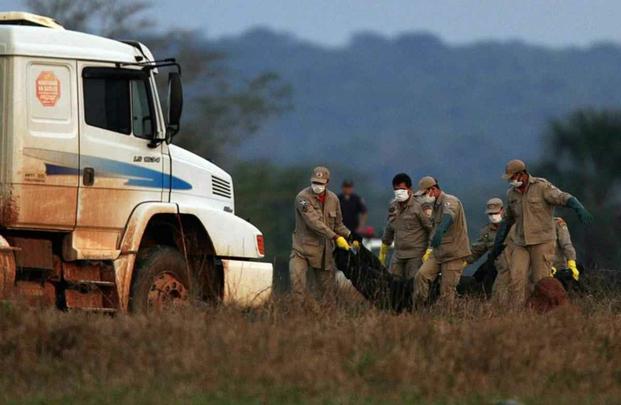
[414,176,437,196]
[311,166,330,184]
[502,159,527,180]
[485,197,504,214]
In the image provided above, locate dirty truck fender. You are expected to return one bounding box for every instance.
[177,203,273,307]
[118,202,264,259]
[114,202,272,310]
[176,203,265,259]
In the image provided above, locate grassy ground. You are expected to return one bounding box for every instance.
[1,291,621,404]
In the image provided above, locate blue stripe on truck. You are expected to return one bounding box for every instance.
[44,155,192,190]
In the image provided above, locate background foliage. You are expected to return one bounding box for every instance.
[24,0,621,269]
[537,110,621,267]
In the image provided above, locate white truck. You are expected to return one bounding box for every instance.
[0,12,273,312]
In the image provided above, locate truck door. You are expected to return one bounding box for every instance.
[10,58,79,229]
[76,63,163,245]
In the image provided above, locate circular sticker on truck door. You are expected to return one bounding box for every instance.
[35,71,61,107]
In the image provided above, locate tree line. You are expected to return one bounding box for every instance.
[25,0,621,270]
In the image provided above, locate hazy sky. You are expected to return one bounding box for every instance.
[4,0,621,47]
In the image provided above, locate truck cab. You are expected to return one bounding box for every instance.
[0,12,273,311]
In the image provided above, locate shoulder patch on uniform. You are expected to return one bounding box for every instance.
[298,199,310,212]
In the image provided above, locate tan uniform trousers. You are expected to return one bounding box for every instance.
[492,242,514,305]
[509,240,556,306]
[414,256,465,307]
[389,256,423,279]
[289,252,336,300]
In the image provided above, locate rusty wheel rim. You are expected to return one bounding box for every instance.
[147,272,189,310]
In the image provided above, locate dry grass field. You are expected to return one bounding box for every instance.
[1,289,620,404]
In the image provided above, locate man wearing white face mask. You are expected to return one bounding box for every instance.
[466,198,504,264]
[379,173,433,279]
[290,166,352,299]
[464,198,514,300]
[413,176,471,307]
[492,159,592,306]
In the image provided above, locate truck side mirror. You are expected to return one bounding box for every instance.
[166,71,183,140]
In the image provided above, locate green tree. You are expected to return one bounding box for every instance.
[537,109,621,268]
[232,162,308,262]
[24,0,291,163]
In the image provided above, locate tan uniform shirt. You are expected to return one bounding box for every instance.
[554,217,576,268]
[466,223,498,264]
[291,187,350,269]
[381,197,432,259]
[505,176,572,247]
[430,192,471,264]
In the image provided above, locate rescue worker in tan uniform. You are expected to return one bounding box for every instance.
[492,159,592,305]
[289,166,352,298]
[379,173,433,279]
[465,198,513,302]
[492,227,516,303]
[466,198,504,264]
[413,177,471,307]
[552,217,579,281]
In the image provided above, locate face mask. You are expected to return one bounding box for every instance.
[420,194,436,205]
[509,180,523,188]
[488,213,502,224]
[311,184,326,194]
[394,189,410,202]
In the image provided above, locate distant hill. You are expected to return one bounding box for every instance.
[206,29,621,229]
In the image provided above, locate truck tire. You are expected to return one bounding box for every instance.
[130,245,191,312]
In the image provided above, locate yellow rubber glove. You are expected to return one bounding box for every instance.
[335,236,350,250]
[379,243,389,265]
[550,266,557,277]
[423,248,432,262]
[352,240,360,250]
[567,260,579,281]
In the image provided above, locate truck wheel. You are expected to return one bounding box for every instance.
[130,245,191,312]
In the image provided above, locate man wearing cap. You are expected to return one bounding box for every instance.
[466,198,505,265]
[493,159,592,305]
[290,166,352,298]
[338,180,368,238]
[379,173,433,279]
[465,198,514,301]
[413,176,471,307]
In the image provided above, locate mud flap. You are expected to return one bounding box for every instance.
[222,259,273,306]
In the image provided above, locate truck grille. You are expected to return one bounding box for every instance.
[212,176,232,198]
